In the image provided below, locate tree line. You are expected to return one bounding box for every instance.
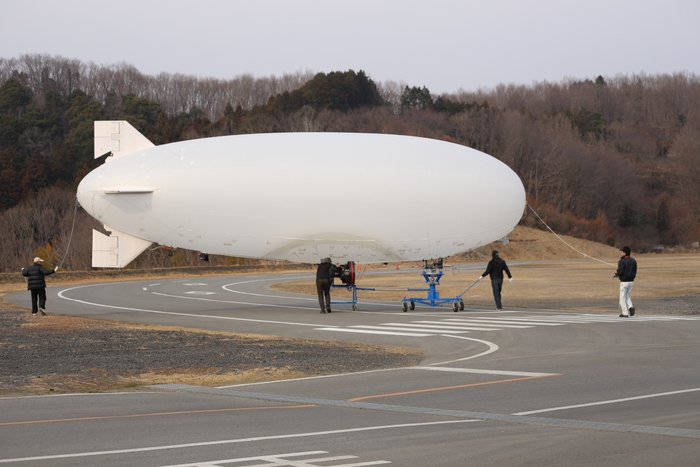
[1,54,699,272]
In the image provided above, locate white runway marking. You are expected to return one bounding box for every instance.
[157,450,391,467]
[352,325,468,334]
[221,278,404,310]
[152,292,317,312]
[447,318,549,327]
[414,367,557,377]
[316,313,700,337]
[388,322,500,331]
[58,283,699,341]
[57,285,337,329]
[513,387,700,415]
[430,336,500,364]
[483,316,601,324]
[222,278,318,302]
[317,328,432,337]
[0,420,476,464]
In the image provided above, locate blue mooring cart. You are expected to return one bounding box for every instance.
[328,259,480,312]
[401,259,481,312]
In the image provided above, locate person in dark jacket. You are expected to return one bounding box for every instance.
[614,246,637,317]
[478,250,513,311]
[316,257,337,314]
[21,257,58,315]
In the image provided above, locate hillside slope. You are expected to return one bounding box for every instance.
[452,225,619,262]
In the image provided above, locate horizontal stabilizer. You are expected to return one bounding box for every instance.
[100,187,156,194]
[92,226,152,268]
[94,121,154,159]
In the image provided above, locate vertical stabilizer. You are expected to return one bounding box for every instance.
[94,121,154,159]
[92,226,152,268]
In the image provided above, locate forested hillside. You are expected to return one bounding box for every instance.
[1,54,699,272]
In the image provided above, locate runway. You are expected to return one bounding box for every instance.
[2,271,700,466]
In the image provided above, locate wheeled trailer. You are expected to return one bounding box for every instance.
[331,283,377,311]
[401,259,477,312]
[329,261,375,311]
[327,259,478,312]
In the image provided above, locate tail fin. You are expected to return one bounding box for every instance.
[92,226,153,268]
[94,121,154,159]
[90,121,155,267]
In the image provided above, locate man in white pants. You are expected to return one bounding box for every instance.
[614,246,637,317]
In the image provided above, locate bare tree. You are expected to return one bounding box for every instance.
[276,106,335,132]
[673,120,700,238]
[377,80,408,114]
[2,55,315,120]
[0,187,99,272]
[452,105,502,154]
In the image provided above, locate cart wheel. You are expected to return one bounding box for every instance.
[402,302,408,312]
[453,302,459,312]
[352,304,359,311]
[409,301,415,310]
[459,301,464,311]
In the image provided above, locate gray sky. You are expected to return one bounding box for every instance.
[2,0,699,94]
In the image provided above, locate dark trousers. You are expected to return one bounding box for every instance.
[30,289,47,313]
[316,279,331,311]
[491,279,503,310]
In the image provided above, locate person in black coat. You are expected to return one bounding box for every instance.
[21,257,58,315]
[614,246,637,317]
[316,257,337,314]
[478,250,513,311]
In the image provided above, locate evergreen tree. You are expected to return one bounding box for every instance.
[0,79,32,150]
[271,70,382,113]
[656,198,670,234]
[400,86,433,111]
[0,148,21,209]
[122,93,164,131]
[618,202,636,228]
[64,89,106,176]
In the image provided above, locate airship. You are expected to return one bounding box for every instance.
[76,121,525,268]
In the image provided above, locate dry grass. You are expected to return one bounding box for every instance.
[274,256,700,311]
[0,306,422,395]
[15,368,310,395]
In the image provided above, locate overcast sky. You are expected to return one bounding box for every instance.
[2,0,698,95]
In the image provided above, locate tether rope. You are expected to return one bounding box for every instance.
[527,202,616,268]
[57,199,79,270]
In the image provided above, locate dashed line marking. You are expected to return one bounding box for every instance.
[315,313,700,337]
[317,328,432,337]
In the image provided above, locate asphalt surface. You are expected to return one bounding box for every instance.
[2,269,700,466]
